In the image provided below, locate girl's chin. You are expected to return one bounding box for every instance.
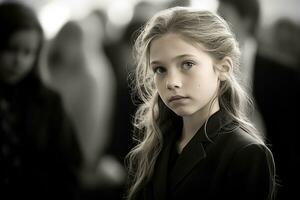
[171,108,194,117]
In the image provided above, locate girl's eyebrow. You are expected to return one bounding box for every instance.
[150,54,195,65]
[150,61,162,66]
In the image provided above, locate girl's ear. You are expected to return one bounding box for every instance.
[216,56,233,81]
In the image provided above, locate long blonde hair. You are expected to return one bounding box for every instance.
[125,7,264,200]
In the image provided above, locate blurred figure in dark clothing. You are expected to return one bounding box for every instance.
[218,0,300,199]
[0,2,82,199]
[255,17,300,200]
[272,18,300,69]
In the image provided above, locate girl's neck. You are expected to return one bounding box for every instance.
[177,100,220,153]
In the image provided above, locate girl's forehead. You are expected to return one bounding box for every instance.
[150,33,207,51]
[149,33,210,59]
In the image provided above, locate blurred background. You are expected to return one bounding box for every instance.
[12,0,300,42]
[0,0,299,200]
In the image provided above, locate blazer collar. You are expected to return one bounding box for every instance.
[152,109,233,199]
[197,108,233,143]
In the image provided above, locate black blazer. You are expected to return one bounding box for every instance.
[138,110,275,200]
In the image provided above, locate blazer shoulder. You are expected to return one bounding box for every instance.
[220,127,264,149]
[219,127,275,172]
[215,126,274,164]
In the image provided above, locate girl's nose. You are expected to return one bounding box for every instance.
[166,72,182,90]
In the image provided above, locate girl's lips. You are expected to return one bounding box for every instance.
[168,95,188,103]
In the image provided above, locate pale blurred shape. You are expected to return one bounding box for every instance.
[260,0,300,26]
[107,0,134,27]
[190,0,219,11]
[38,1,71,39]
[142,0,171,4]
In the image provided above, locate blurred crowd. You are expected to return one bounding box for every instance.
[0,0,299,199]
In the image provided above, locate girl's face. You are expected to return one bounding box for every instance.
[150,33,220,117]
[0,30,40,84]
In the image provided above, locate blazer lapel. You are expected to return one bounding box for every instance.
[169,109,233,191]
[169,130,207,191]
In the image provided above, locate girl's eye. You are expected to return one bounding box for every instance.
[153,66,166,74]
[182,61,195,70]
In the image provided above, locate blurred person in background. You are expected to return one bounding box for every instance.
[0,1,82,199]
[46,10,125,200]
[272,18,300,70]
[260,16,300,200]
[218,0,300,199]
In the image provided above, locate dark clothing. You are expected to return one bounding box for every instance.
[0,77,82,200]
[138,110,275,200]
[253,53,300,199]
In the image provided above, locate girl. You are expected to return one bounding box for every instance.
[0,2,81,199]
[126,7,276,200]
